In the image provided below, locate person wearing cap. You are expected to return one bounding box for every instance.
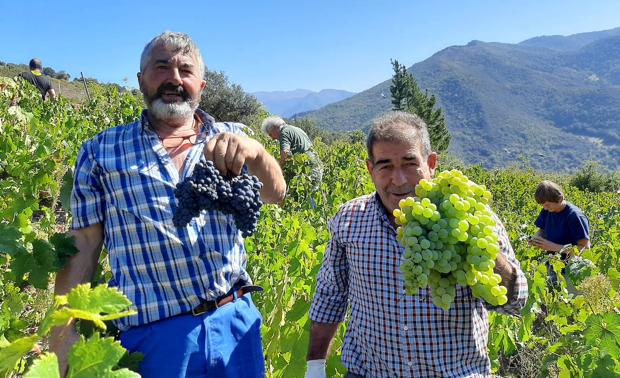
[49,32,286,378]
[529,180,590,285]
[19,58,56,100]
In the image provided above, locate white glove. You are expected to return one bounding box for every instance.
[304,359,327,378]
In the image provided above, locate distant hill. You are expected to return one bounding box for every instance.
[300,27,620,172]
[253,88,355,117]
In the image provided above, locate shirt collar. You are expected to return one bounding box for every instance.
[371,192,397,231]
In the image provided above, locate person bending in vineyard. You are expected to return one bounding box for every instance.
[529,180,590,285]
[304,111,528,378]
[50,32,286,378]
[19,58,56,100]
[261,116,323,192]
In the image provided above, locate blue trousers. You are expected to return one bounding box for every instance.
[120,295,265,378]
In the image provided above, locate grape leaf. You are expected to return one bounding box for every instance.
[9,251,34,287]
[0,335,38,375]
[584,313,620,357]
[49,233,79,269]
[67,334,140,378]
[9,239,57,289]
[24,352,60,378]
[51,284,136,330]
[0,224,25,256]
[31,239,57,288]
[591,354,620,378]
[66,284,133,314]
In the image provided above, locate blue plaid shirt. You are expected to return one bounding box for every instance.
[71,110,251,331]
[309,194,528,377]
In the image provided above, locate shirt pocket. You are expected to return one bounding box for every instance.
[102,160,173,219]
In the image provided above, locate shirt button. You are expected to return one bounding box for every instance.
[408,361,413,367]
[403,325,409,331]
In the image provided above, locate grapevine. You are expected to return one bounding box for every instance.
[395,169,508,310]
[173,160,264,237]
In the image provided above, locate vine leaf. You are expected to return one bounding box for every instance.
[0,335,38,376]
[67,334,140,378]
[24,352,60,378]
[0,224,25,256]
[49,233,79,269]
[51,284,136,330]
[584,313,620,357]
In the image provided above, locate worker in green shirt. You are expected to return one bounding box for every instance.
[261,116,323,195]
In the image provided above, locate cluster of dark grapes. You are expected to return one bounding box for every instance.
[173,160,263,237]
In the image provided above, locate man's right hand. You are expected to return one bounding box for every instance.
[49,324,80,377]
[304,359,326,378]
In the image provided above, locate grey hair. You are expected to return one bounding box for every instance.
[261,116,286,135]
[140,32,205,78]
[366,111,431,161]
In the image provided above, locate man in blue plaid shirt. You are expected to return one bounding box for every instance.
[50,32,286,378]
[305,112,528,378]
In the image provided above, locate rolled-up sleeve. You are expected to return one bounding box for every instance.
[71,140,105,229]
[486,213,528,315]
[309,213,350,323]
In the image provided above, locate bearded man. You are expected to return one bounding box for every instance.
[50,32,285,378]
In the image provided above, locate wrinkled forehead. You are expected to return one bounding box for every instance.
[370,139,424,162]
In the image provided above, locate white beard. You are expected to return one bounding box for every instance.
[148,98,197,121]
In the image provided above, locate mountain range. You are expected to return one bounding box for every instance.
[253,89,355,118]
[298,27,620,172]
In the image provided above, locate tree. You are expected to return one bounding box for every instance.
[42,67,56,77]
[199,70,263,126]
[390,59,451,153]
[54,71,70,81]
[285,117,338,144]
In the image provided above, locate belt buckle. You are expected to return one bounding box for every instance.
[191,301,213,316]
[191,305,205,316]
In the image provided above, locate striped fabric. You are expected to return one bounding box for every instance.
[309,194,528,377]
[71,110,251,331]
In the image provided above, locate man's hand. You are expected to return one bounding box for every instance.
[304,359,326,378]
[204,133,261,177]
[204,132,286,204]
[528,235,562,252]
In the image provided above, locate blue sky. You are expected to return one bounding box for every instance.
[1,0,619,93]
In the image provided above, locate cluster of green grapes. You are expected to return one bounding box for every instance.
[395,169,508,310]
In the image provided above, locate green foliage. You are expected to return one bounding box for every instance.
[200,70,263,125]
[570,161,620,193]
[24,353,60,378]
[390,59,451,153]
[283,117,338,144]
[1,72,619,378]
[67,334,139,378]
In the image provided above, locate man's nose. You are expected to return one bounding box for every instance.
[392,167,407,185]
[166,68,183,85]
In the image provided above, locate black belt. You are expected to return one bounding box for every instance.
[191,285,263,316]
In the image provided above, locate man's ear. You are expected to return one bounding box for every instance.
[365,158,374,176]
[200,79,206,92]
[137,72,143,92]
[427,152,438,176]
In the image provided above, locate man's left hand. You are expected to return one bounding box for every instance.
[204,132,262,176]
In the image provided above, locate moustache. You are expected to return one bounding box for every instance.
[156,84,189,101]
